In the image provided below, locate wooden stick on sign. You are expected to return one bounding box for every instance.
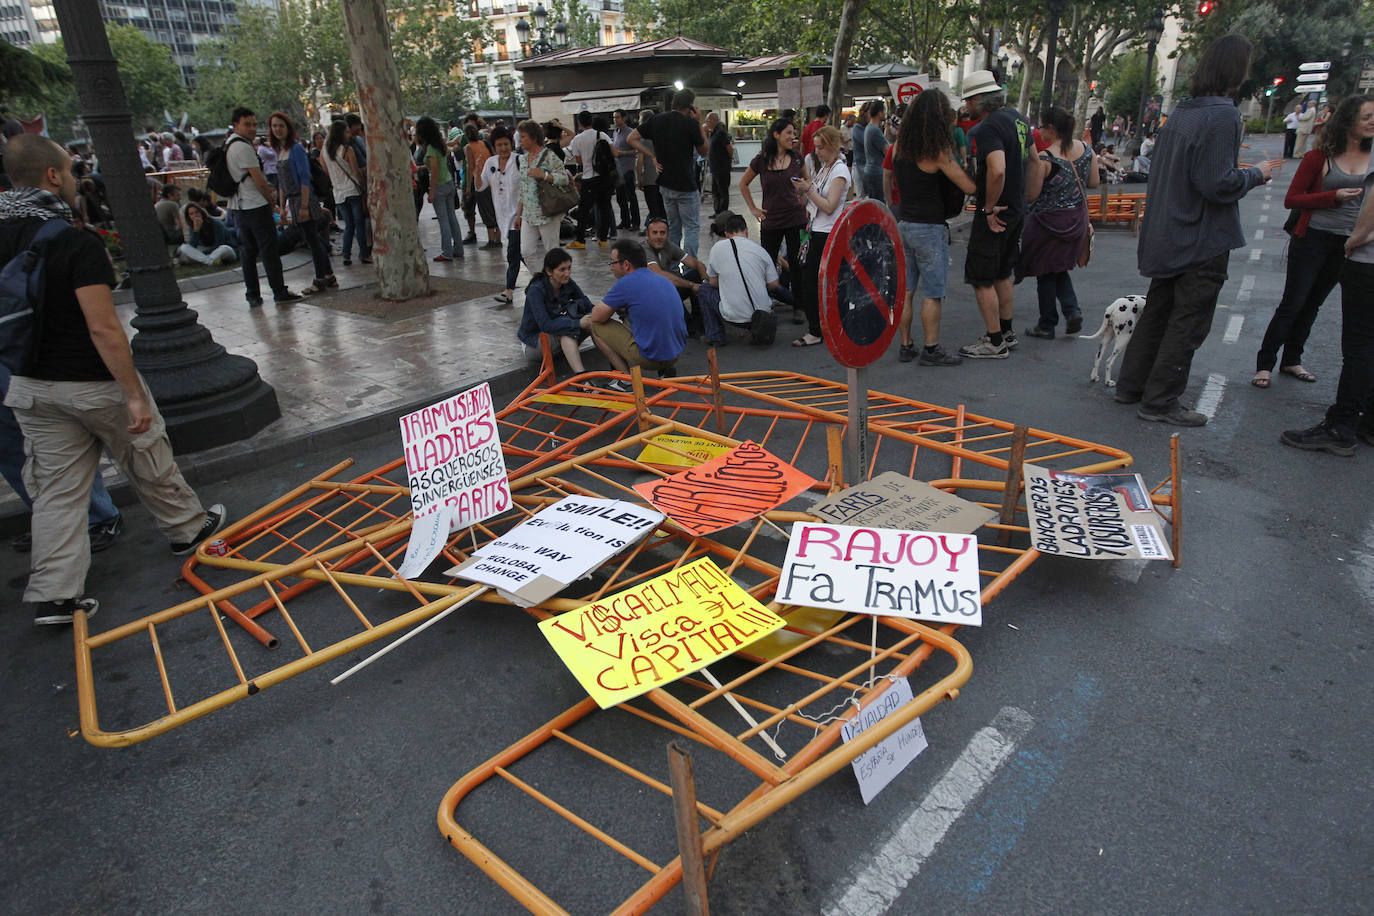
[668,742,710,915]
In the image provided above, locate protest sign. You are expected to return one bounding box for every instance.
[1023,464,1172,561]
[632,441,817,537]
[635,433,734,469]
[840,676,928,804]
[394,383,510,579]
[538,557,786,708]
[809,471,996,535]
[448,496,665,606]
[778,522,983,625]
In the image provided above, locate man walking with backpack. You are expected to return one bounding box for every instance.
[0,134,228,626]
[218,107,300,307]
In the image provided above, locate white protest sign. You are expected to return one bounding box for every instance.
[448,496,665,606]
[841,676,928,804]
[394,383,510,580]
[1023,464,1172,561]
[778,522,983,626]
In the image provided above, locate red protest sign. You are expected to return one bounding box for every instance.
[632,441,818,537]
[896,81,923,105]
[819,200,907,368]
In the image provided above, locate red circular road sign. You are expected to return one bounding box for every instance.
[895,81,924,105]
[819,199,907,368]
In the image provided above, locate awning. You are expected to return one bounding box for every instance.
[560,87,646,114]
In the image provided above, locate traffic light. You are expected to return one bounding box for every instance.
[1273,77,1284,86]
[1197,0,1215,14]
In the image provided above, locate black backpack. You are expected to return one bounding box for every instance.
[0,219,68,375]
[593,135,616,177]
[205,135,255,198]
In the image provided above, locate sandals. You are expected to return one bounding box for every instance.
[1251,372,1271,389]
[791,335,824,348]
[1280,365,1318,383]
[493,292,513,304]
[300,280,329,295]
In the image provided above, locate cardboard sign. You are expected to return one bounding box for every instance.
[809,472,996,535]
[395,383,510,579]
[886,74,954,106]
[632,441,817,537]
[635,433,734,468]
[778,522,983,626]
[448,496,664,607]
[1023,464,1172,561]
[841,676,928,805]
[538,557,786,708]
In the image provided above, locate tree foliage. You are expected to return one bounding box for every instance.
[1180,0,1370,103]
[10,25,185,141]
[0,39,67,100]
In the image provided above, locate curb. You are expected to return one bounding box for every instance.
[112,250,316,305]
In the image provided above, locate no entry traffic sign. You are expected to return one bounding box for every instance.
[819,199,907,368]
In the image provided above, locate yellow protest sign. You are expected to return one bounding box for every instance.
[635,433,735,468]
[538,557,786,708]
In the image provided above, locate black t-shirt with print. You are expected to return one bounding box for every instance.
[0,217,117,381]
[639,111,704,192]
[968,106,1034,218]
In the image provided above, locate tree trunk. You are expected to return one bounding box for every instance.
[826,0,870,124]
[1018,57,1039,114]
[340,0,430,301]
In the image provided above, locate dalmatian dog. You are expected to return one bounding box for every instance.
[1080,295,1147,387]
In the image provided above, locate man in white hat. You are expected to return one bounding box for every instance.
[957,69,1034,359]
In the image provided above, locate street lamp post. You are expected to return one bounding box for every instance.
[515,4,569,57]
[1040,0,1067,117]
[1136,8,1166,141]
[51,0,279,452]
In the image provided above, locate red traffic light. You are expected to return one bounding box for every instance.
[1273,76,1284,85]
[1197,0,1214,13]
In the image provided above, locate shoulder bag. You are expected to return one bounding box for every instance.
[730,238,777,345]
[1067,146,1095,268]
[534,149,579,218]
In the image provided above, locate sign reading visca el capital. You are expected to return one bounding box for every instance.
[538,557,786,708]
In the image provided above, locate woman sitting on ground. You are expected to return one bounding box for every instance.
[517,247,593,373]
[177,202,238,266]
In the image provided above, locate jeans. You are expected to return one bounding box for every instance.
[1117,252,1230,412]
[299,213,333,280]
[176,243,237,265]
[615,169,640,227]
[432,181,464,257]
[1325,260,1374,434]
[1035,272,1080,331]
[798,230,828,338]
[898,221,950,299]
[0,382,118,530]
[696,283,728,343]
[520,218,562,272]
[505,228,521,291]
[338,194,372,260]
[233,204,288,300]
[760,224,802,285]
[576,174,614,242]
[661,186,701,258]
[863,167,886,205]
[1257,228,1344,372]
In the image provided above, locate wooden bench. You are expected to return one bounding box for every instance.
[1088,189,1146,235]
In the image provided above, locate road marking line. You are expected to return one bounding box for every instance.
[1262,202,1271,210]
[1249,248,1262,262]
[1254,228,1265,240]
[1238,290,1251,301]
[1241,275,1255,290]
[1196,373,1227,419]
[825,707,1034,916]
[1259,214,1269,223]
[1223,315,1244,343]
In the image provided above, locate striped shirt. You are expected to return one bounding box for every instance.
[1136,96,1265,278]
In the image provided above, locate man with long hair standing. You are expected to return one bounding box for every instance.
[1116,34,1279,426]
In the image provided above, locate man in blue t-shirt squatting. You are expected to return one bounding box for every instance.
[581,238,688,383]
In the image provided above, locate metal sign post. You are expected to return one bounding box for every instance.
[818,199,907,485]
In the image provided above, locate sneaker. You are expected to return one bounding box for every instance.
[1280,423,1356,456]
[170,503,229,556]
[604,379,632,394]
[274,291,303,304]
[918,344,963,367]
[598,239,610,248]
[1065,314,1084,335]
[1024,325,1055,339]
[342,258,352,267]
[89,516,122,554]
[1002,330,1019,350]
[34,596,98,627]
[898,343,916,362]
[1137,404,1208,427]
[246,295,264,308]
[566,241,586,249]
[958,335,1010,359]
[463,234,478,245]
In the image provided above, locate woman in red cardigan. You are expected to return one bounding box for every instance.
[1253,95,1374,388]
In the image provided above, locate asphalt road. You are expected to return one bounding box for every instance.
[2,132,1371,915]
